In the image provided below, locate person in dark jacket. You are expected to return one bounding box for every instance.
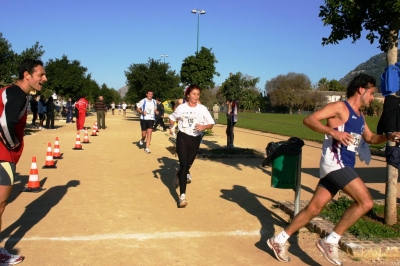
[153,98,166,131]
[65,97,75,123]
[29,96,38,125]
[94,96,107,129]
[45,97,56,129]
[38,95,46,129]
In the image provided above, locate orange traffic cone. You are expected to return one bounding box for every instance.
[95,122,99,132]
[53,137,62,159]
[82,130,90,143]
[23,157,45,192]
[73,132,83,150]
[91,125,98,136]
[43,142,57,168]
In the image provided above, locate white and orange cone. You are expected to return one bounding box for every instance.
[82,130,90,143]
[95,122,99,132]
[91,125,98,136]
[23,157,45,192]
[53,137,62,158]
[43,142,57,168]
[73,131,83,150]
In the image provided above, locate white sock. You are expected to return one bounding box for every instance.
[325,231,341,244]
[274,230,290,244]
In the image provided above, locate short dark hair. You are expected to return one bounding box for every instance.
[184,84,201,99]
[346,74,376,98]
[18,59,44,79]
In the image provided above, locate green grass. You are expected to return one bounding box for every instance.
[217,113,384,150]
[320,196,400,240]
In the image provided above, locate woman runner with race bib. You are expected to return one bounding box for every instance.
[169,85,215,208]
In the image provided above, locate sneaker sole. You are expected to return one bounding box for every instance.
[267,238,290,263]
[316,241,342,266]
[179,200,188,208]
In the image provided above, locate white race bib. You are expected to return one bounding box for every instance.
[347,132,362,153]
[182,116,198,129]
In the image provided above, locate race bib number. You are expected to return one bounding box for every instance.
[146,109,153,115]
[183,116,197,129]
[347,132,362,152]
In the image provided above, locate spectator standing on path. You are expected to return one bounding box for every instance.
[111,102,115,115]
[94,96,107,129]
[45,97,56,129]
[153,98,166,131]
[136,90,158,154]
[29,96,38,126]
[122,102,127,116]
[118,103,122,115]
[65,97,74,123]
[226,100,238,149]
[212,103,220,123]
[169,85,215,208]
[38,95,46,129]
[0,59,47,264]
[267,73,400,266]
[75,95,88,131]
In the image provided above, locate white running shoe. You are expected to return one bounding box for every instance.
[187,172,192,184]
[144,148,151,154]
[0,247,24,265]
[267,237,290,262]
[316,238,342,266]
[139,139,144,145]
[179,193,188,208]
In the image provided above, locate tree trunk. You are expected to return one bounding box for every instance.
[384,18,400,225]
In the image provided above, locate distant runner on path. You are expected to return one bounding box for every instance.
[136,91,158,154]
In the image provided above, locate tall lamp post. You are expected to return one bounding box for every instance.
[161,54,168,63]
[191,8,206,53]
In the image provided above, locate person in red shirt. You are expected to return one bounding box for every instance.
[0,59,47,264]
[74,96,88,131]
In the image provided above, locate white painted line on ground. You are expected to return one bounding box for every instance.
[20,230,266,241]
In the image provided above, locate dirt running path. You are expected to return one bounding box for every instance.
[2,110,399,265]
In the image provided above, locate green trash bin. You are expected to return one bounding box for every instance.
[271,154,299,189]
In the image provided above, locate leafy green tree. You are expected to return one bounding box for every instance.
[328,79,346,91]
[266,72,311,114]
[0,33,16,85]
[44,55,89,100]
[17,42,45,63]
[125,58,181,104]
[96,83,120,105]
[319,0,400,224]
[215,87,226,106]
[180,47,220,89]
[81,74,100,103]
[241,88,261,111]
[317,77,329,91]
[220,72,260,104]
[0,34,45,85]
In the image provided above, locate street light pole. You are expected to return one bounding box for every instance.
[161,54,168,63]
[191,9,206,53]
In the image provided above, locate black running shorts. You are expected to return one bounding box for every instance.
[140,120,155,131]
[318,166,358,195]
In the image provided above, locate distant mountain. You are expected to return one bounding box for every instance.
[118,86,128,98]
[339,50,400,89]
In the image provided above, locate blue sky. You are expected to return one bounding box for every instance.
[2,0,380,91]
